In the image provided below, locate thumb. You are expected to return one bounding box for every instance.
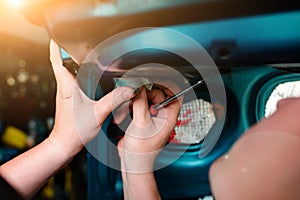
[132,87,152,127]
[50,39,76,99]
[50,39,75,83]
[94,86,135,124]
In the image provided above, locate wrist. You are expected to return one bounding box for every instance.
[120,150,159,174]
[47,129,84,159]
[121,166,161,200]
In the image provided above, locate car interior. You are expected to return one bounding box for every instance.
[1,0,300,199]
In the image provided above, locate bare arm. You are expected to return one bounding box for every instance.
[0,137,74,199]
[0,40,135,199]
[117,87,182,200]
[121,166,161,200]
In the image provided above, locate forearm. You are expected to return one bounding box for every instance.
[121,167,161,200]
[0,137,75,199]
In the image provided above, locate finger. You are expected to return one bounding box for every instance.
[162,84,184,108]
[49,39,75,84]
[147,89,166,116]
[113,101,132,124]
[152,82,183,105]
[132,87,152,127]
[147,89,166,104]
[162,84,181,98]
[94,86,135,124]
[149,86,182,119]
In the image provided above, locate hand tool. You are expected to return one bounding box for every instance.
[150,80,204,115]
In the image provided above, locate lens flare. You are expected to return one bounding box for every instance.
[8,0,22,9]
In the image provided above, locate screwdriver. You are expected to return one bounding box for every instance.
[150,80,204,116]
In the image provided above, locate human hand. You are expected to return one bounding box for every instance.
[117,86,182,173]
[209,98,300,200]
[48,40,135,157]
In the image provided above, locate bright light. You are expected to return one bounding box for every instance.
[8,0,23,9]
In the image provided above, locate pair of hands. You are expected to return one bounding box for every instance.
[49,40,181,170]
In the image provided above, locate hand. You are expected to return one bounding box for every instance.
[117,86,182,173]
[209,97,300,200]
[48,40,135,157]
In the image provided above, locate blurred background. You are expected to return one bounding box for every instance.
[0,1,86,199]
